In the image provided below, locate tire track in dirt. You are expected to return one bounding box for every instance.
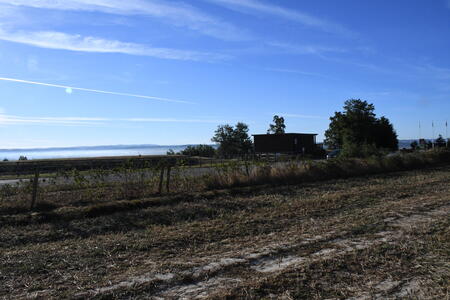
[76,203,450,299]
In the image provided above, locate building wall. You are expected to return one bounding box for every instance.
[253,134,317,154]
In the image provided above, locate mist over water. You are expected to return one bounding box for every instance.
[0,141,416,161]
[0,145,189,160]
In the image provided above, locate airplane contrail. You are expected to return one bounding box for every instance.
[0,77,193,104]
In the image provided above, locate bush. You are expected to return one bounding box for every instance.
[310,146,327,159]
[180,145,216,157]
[166,149,176,155]
[341,141,382,158]
[18,156,28,161]
[205,149,450,190]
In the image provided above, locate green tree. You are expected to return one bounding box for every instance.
[212,122,253,157]
[434,135,446,148]
[166,149,176,155]
[374,116,398,150]
[410,140,419,150]
[180,145,216,157]
[324,99,398,154]
[267,115,286,134]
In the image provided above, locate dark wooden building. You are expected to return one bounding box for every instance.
[253,133,318,154]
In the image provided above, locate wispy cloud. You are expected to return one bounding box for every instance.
[268,42,347,56]
[123,118,223,123]
[0,0,247,40]
[205,0,355,37]
[278,113,326,119]
[0,29,229,62]
[266,42,390,75]
[412,64,450,80]
[0,114,227,126]
[0,77,193,104]
[0,114,108,126]
[265,68,328,78]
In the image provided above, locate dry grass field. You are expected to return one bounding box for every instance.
[1,164,449,299]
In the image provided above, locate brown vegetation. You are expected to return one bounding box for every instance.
[0,156,449,299]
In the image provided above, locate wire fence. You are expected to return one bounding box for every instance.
[0,155,311,213]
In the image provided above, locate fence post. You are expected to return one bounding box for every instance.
[30,168,40,210]
[245,160,250,177]
[166,166,171,193]
[158,166,165,194]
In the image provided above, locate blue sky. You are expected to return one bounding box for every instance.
[0,0,449,148]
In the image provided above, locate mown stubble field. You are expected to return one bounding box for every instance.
[1,166,449,299]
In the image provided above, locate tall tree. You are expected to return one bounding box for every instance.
[325,99,398,152]
[435,135,446,147]
[267,115,286,134]
[212,122,253,157]
[373,116,398,150]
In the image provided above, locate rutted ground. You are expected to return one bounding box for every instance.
[1,166,449,299]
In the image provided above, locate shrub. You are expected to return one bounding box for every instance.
[341,141,381,158]
[204,149,450,190]
[166,149,176,155]
[180,145,216,157]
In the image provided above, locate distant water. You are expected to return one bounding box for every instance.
[398,139,416,149]
[0,140,417,161]
[0,145,190,161]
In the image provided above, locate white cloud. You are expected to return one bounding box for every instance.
[0,29,229,62]
[0,77,193,104]
[205,0,355,37]
[0,3,16,16]
[413,64,450,80]
[278,113,326,119]
[0,114,227,126]
[265,68,327,78]
[0,0,246,40]
[122,118,223,123]
[0,114,107,126]
[268,42,347,56]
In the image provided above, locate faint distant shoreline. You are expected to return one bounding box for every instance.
[0,144,195,161]
[0,140,416,161]
[0,144,190,152]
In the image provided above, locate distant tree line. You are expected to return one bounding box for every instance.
[410,135,449,150]
[168,99,406,159]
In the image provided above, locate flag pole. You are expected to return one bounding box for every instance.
[446,121,448,148]
[419,121,421,140]
[432,121,435,149]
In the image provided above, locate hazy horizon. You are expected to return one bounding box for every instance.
[0,140,422,161]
